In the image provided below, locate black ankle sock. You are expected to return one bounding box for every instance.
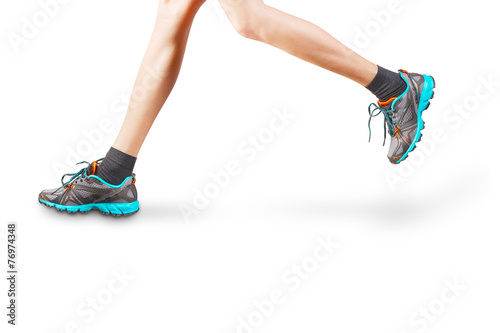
[96,147,137,185]
[366,66,407,102]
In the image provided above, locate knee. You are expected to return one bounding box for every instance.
[219,1,265,41]
[232,16,260,40]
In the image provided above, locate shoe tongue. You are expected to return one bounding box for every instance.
[86,161,99,176]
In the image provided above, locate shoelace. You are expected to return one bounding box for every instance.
[367,103,397,146]
[56,159,103,192]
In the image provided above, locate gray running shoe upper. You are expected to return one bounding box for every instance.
[368,70,428,164]
[39,161,137,206]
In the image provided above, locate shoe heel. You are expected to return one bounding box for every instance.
[420,75,436,112]
[421,75,436,101]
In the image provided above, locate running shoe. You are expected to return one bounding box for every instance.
[368,70,435,164]
[38,160,139,216]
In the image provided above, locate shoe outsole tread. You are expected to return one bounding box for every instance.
[39,200,139,217]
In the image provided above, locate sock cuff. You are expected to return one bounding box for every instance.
[365,65,386,91]
[366,66,407,102]
[95,147,137,185]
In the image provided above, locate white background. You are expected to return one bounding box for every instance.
[1,0,499,332]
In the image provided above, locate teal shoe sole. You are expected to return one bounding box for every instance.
[39,199,139,217]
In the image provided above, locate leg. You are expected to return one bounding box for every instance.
[113,0,206,157]
[218,0,433,166]
[39,0,208,214]
[218,0,376,86]
[95,0,206,185]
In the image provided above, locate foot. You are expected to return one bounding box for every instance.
[368,70,436,164]
[39,160,139,216]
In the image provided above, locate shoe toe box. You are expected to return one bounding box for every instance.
[39,188,61,203]
[387,137,410,164]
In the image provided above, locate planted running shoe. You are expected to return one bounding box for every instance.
[39,160,139,216]
[368,69,435,164]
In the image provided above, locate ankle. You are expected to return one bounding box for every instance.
[96,147,137,186]
[366,66,407,102]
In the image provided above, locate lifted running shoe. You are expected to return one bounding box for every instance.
[368,70,436,164]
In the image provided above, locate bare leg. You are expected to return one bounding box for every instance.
[113,0,206,157]
[218,0,377,87]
